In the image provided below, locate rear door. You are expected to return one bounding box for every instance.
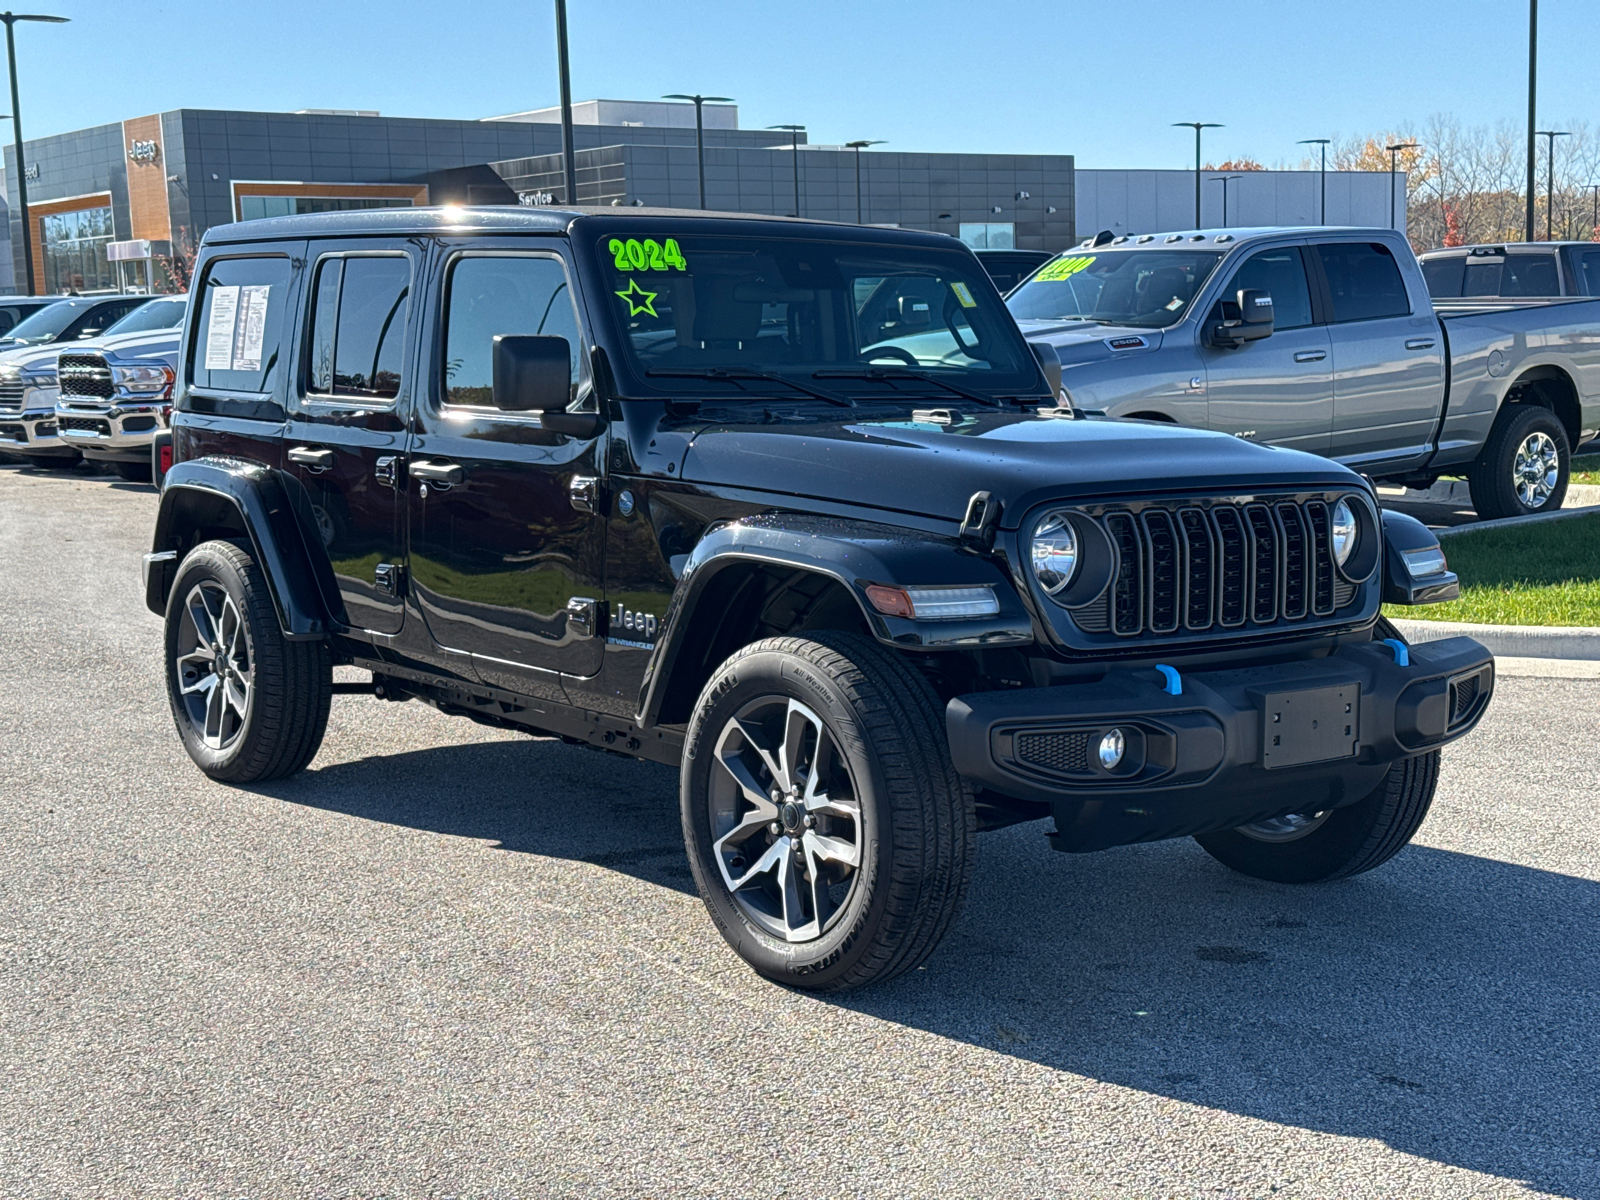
[405,240,607,695]
[1201,242,1333,453]
[284,240,418,636]
[1313,239,1445,473]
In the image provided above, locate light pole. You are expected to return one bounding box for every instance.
[1387,141,1419,233]
[1298,138,1330,223]
[1526,0,1538,241]
[663,92,733,210]
[2,11,68,296]
[552,0,578,206]
[1173,121,1222,227]
[1585,183,1600,238]
[768,124,805,217]
[1210,174,1243,227]
[1535,129,1570,240]
[845,139,885,224]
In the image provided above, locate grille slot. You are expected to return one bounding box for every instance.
[58,416,110,436]
[1062,495,1365,644]
[58,354,114,400]
[1449,670,1488,728]
[1015,730,1090,775]
[0,380,22,412]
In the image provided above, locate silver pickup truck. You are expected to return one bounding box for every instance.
[1009,227,1600,519]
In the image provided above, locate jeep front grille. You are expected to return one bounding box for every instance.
[1063,495,1363,643]
[57,354,114,400]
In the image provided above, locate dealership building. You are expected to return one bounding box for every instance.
[0,97,1396,295]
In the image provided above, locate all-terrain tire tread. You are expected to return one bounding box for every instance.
[1322,748,1439,880]
[1467,404,1569,520]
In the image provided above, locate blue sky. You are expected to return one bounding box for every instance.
[37,0,1600,167]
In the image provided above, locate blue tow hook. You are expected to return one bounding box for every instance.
[1381,638,1410,667]
[1155,664,1183,696]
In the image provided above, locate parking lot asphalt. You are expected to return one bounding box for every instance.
[2,459,1597,1200]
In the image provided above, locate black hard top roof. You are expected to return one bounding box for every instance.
[201,205,965,250]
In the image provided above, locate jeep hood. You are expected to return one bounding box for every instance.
[677,410,1359,527]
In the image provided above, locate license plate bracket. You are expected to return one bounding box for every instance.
[1255,683,1359,769]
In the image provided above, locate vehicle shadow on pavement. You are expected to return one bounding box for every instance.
[850,827,1600,1200]
[260,735,1598,1198]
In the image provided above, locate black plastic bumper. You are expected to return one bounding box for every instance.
[946,636,1493,853]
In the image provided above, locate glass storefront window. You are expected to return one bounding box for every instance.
[959,222,1016,250]
[41,205,117,294]
[237,195,414,222]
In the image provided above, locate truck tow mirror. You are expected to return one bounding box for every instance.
[1209,288,1274,349]
[492,334,572,412]
[1029,340,1062,400]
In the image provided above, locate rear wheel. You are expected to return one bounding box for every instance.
[1467,404,1569,519]
[680,632,975,992]
[164,540,331,783]
[1194,751,1440,883]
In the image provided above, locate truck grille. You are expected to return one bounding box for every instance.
[1065,494,1364,643]
[0,378,22,412]
[58,415,111,436]
[58,354,114,400]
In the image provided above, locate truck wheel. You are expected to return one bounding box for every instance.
[163,540,332,783]
[1194,750,1439,884]
[1467,404,1569,519]
[680,632,975,992]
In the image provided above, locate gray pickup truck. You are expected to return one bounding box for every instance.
[1008,227,1600,519]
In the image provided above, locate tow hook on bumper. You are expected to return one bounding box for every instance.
[945,636,1494,853]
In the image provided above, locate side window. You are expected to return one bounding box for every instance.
[1575,250,1600,297]
[190,256,294,393]
[305,255,410,401]
[441,255,580,409]
[1462,258,1502,297]
[1501,254,1559,297]
[1420,256,1464,298]
[0,308,16,335]
[1315,242,1411,323]
[1227,247,1313,330]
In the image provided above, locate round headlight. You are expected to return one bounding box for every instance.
[1331,499,1358,567]
[1031,512,1078,594]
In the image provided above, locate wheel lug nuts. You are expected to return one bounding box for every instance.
[803,814,816,828]
[769,822,782,836]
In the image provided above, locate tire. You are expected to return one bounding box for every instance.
[1194,750,1440,884]
[680,631,975,992]
[1467,404,1569,520]
[19,450,81,469]
[112,460,152,484]
[163,539,332,783]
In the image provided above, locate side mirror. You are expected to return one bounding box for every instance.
[1209,288,1274,348]
[1029,340,1062,401]
[492,334,571,412]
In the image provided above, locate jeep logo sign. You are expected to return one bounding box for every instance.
[127,139,160,164]
[613,603,658,641]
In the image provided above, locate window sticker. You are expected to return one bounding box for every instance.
[204,285,240,370]
[607,237,688,272]
[950,281,977,308]
[1031,255,1096,283]
[615,278,659,317]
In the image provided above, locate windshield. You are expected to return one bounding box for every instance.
[3,301,84,342]
[1006,249,1224,328]
[103,296,187,336]
[593,232,1041,399]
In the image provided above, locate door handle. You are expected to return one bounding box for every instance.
[1405,338,1436,350]
[1293,350,1327,363]
[287,445,335,471]
[410,460,464,486]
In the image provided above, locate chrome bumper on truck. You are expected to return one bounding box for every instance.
[55,401,170,460]
[0,407,75,456]
[946,636,1494,853]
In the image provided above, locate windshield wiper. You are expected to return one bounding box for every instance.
[813,367,1000,407]
[646,367,853,408]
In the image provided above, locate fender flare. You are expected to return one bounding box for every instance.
[145,457,337,639]
[636,512,1034,727]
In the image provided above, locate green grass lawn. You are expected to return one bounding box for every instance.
[1384,512,1600,625]
[1572,454,1600,486]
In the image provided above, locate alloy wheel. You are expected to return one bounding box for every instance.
[1237,810,1331,843]
[707,697,864,942]
[1512,431,1559,508]
[174,581,253,750]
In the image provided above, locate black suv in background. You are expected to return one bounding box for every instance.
[143,208,1490,992]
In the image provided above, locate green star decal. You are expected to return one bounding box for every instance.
[615,278,658,317]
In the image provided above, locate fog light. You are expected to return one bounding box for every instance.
[1098,728,1125,770]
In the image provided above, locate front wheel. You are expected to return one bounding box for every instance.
[1467,404,1569,519]
[680,632,975,992]
[1194,751,1440,883]
[163,540,332,783]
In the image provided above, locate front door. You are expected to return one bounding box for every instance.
[1201,244,1333,454]
[406,242,607,696]
[1313,240,1446,473]
[285,241,418,635]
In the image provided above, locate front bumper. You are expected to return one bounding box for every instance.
[947,635,1493,853]
[54,398,170,460]
[0,396,77,458]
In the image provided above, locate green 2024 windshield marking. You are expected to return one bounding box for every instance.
[609,237,688,272]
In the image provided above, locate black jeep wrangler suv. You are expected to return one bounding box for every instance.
[143,208,1491,991]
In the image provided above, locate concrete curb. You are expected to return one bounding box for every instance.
[1391,617,1600,661]
[1432,503,1600,537]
